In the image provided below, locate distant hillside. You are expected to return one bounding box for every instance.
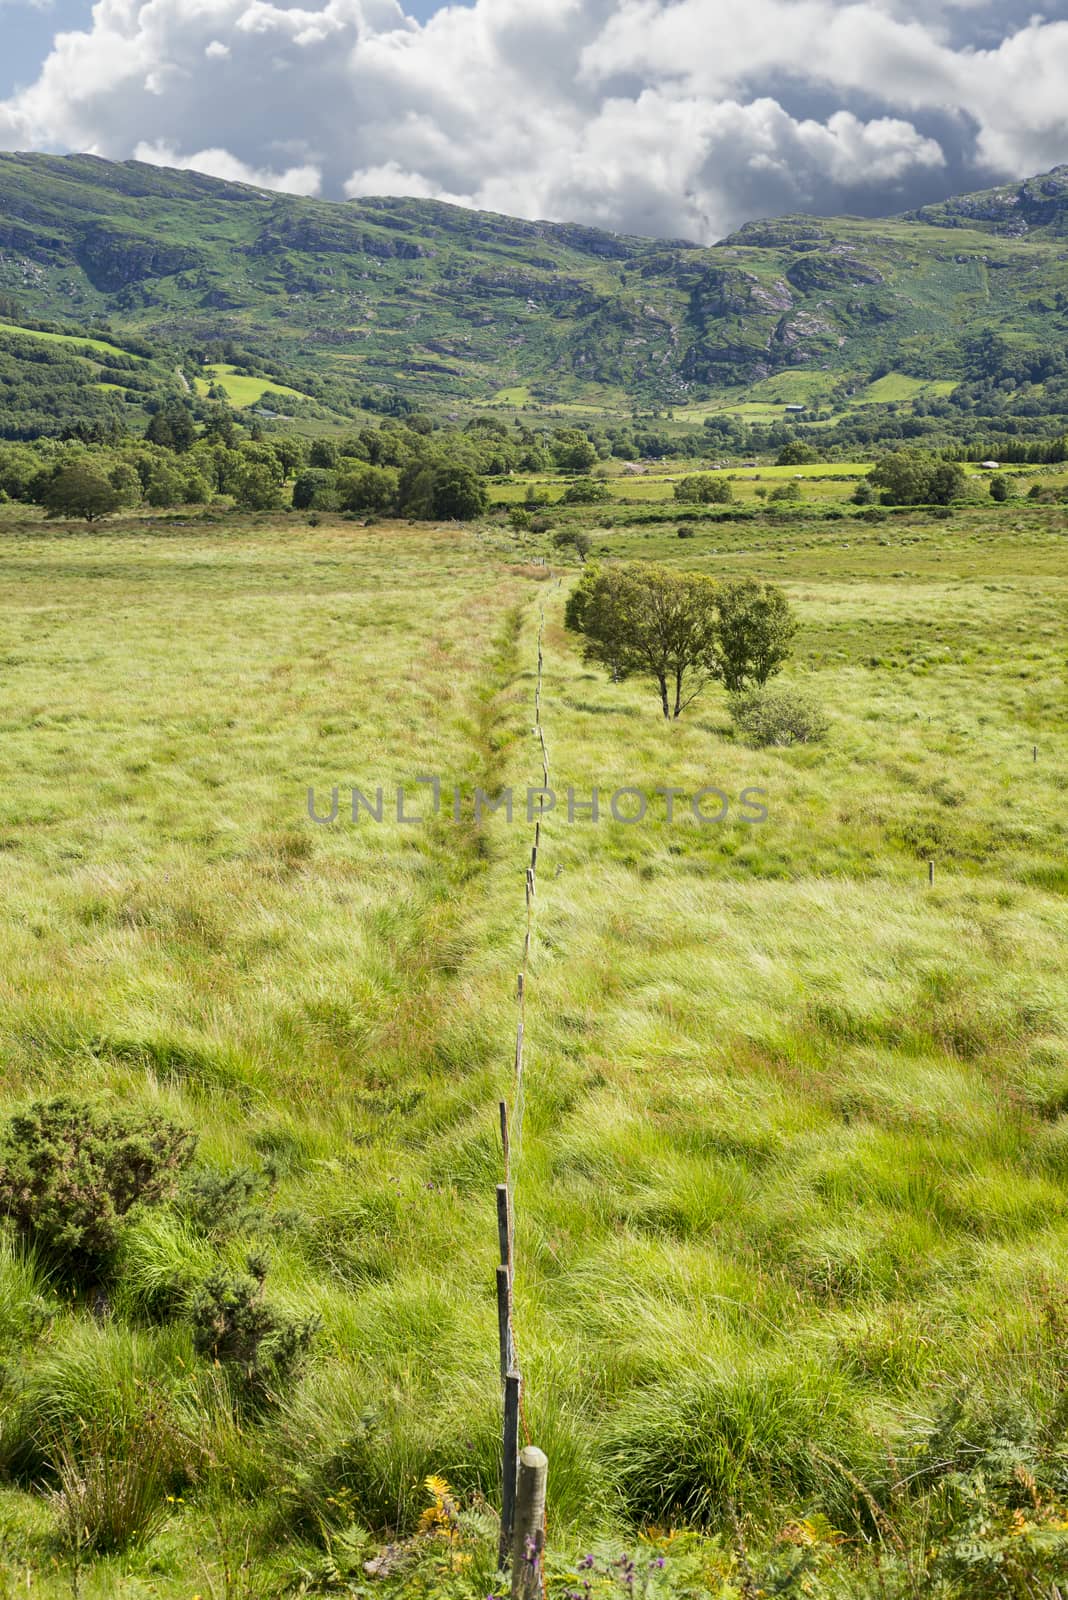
[0,152,1067,431]
[906,167,1068,237]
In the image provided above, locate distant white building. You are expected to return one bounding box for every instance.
[979,460,1000,470]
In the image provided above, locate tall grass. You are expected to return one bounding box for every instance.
[0,510,1065,1591]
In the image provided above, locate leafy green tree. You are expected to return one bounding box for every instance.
[400,461,487,520]
[336,464,399,513]
[432,462,487,519]
[869,450,966,506]
[561,477,610,504]
[233,461,282,511]
[552,431,598,473]
[714,579,797,693]
[107,461,143,509]
[43,463,122,522]
[553,528,592,562]
[202,405,238,447]
[508,507,532,531]
[0,443,44,500]
[989,473,1011,502]
[776,441,821,466]
[769,482,802,503]
[674,474,732,504]
[271,438,307,482]
[565,562,721,719]
[145,398,196,453]
[292,468,337,510]
[144,461,186,507]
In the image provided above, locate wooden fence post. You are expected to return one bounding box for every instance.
[498,1370,521,1570]
[928,860,935,886]
[496,1183,511,1271]
[496,1265,513,1380]
[511,1445,548,1599]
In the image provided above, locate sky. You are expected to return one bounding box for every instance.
[0,0,1066,242]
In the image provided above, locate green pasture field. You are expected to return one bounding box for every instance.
[487,462,1045,510]
[193,362,308,406]
[0,503,1066,1595]
[0,320,140,359]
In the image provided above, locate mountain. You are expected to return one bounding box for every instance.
[1,151,1067,431]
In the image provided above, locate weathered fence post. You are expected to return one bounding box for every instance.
[496,1264,513,1380]
[499,1369,521,1570]
[928,860,935,886]
[496,1183,511,1272]
[511,1445,548,1599]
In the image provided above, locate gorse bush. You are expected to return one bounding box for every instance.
[729,686,829,747]
[179,1163,270,1238]
[190,1253,320,1409]
[0,1098,196,1279]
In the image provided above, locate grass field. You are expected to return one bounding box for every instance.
[0,321,140,359]
[0,503,1066,1596]
[487,462,1048,508]
[192,362,308,406]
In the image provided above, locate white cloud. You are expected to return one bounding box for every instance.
[134,140,323,195]
[0,0,1065,237]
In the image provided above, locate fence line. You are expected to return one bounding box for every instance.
[497,594,554,1584]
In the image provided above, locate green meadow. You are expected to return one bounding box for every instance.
[0,502,1066,1596]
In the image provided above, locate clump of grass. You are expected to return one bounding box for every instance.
[601,1357,872,1529]
[0,1320,200,1482]
[49,1405,182,1554]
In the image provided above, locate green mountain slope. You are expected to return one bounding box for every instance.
[1,152,1067,428]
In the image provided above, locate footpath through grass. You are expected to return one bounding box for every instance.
[0,506,1066,1596]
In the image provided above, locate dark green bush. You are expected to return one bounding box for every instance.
[0,1098,195,1279]
[730,686,829,747]
[179,1163,269,1238]
[190,1253,319,1408]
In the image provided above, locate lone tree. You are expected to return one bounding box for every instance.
[566,564,797,717]
[674,474,732,504]
[868,450,966,506]
[713,579,797,693]
[43,463,122,523]
[565,562,721,719]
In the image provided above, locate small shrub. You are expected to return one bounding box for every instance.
[769,482,802,503]
[190,1254,320,1409]
[0,1099,195,1280]
[677,526,695,538]
[730,686,829,747]
[561,478,610,505]
[180,1164,270,1238]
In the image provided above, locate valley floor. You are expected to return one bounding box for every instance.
[0,504,1066,1596]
